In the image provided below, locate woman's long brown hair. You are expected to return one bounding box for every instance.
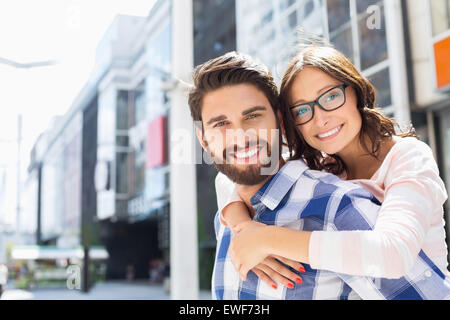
[279,45,417,175]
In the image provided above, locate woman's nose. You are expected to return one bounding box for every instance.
[313,105,330,128]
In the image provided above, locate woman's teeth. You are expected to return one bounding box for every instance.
[317,125,342,139]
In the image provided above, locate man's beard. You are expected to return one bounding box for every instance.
[206,129,282,186]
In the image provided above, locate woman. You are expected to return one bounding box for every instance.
[215,45,449,290]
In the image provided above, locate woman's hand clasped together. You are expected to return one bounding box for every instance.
[229,220,305,289]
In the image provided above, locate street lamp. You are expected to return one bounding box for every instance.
[0,57,58,69]
[0,57,58,243]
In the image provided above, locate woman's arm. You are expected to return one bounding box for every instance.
[221,202,252,231]
[215,172,252,228]
[308,139,448,278]
[231,139,448,280]
[215,172,306,288]
[229,223,311,281]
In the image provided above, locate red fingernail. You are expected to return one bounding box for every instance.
[295,277,302,284]
[272,284,277,290]
[287,283,294,289]
[299,266,306,273]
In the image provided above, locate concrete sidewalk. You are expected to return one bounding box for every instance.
[1,280,212,300]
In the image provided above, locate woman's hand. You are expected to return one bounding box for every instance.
[228,221,305,287]
[252,255,305,290]
[229,221,269,279]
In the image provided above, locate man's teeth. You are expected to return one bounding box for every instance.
[318,125,342,139]
[234,147,259,159]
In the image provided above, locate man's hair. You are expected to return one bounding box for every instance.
[188,51,280,127]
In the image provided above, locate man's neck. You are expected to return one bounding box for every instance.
[235,158,285,218]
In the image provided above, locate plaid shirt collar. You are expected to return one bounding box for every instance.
[250,159,309,211]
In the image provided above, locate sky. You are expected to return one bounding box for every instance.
[0,0,156,226]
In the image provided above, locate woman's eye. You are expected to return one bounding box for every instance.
[326,92,340,102]
[297,108,309,116]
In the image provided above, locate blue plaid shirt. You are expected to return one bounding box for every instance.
[212,160,450,300]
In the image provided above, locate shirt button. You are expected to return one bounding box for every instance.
[424,271,432,278]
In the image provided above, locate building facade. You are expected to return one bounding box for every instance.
[236,0,409,122]
[90,7,172,279]
[21,8,172,281]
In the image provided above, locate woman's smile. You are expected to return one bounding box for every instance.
[315,124,344,141]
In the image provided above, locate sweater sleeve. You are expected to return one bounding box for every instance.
[309,138,448,278]
[214,172,244,226]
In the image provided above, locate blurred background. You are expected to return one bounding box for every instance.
[0,0,449,300]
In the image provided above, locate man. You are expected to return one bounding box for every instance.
[188,51,450,300]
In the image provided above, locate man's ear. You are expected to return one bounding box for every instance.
[195,126,208,151]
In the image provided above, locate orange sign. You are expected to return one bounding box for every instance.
[434,36,450,90]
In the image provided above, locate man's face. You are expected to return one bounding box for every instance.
[198,83,281,186]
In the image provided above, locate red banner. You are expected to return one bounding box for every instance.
[146,116,166,169]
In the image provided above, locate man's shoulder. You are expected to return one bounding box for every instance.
[213,211,232,241]
[289,166,366,201]
[288,166,380,229]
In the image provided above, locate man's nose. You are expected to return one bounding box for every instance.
[227,128,255,148]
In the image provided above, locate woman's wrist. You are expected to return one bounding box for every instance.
[264,226,311,263]
[264,225,281,256]
[222,201,252,227]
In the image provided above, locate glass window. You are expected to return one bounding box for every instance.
[358,4,388,70]
[145,167,167,200]
[327,0,351,32]
[300,0,324,35]
[134,81,146,124]
[134,157,145,195]
[280,0,296,11]
[116,90,129,130]
[288,10,298,30]
[148,23,171,73]
[356,0,381,14]
[304,0,315,16]
[262,10,274,26]
[430,0,450,36]
[368,67,392,108]
[116,152,129,194]
[330,26,354,63]
[116,135,129,147]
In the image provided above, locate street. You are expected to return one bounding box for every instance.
[0,280,212,300]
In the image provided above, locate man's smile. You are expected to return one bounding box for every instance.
[229,144,264,164]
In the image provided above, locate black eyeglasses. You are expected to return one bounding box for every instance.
[289,84,349,125]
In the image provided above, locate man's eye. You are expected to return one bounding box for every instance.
[214,121,227,128]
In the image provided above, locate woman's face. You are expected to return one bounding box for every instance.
[288,66,362,156]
